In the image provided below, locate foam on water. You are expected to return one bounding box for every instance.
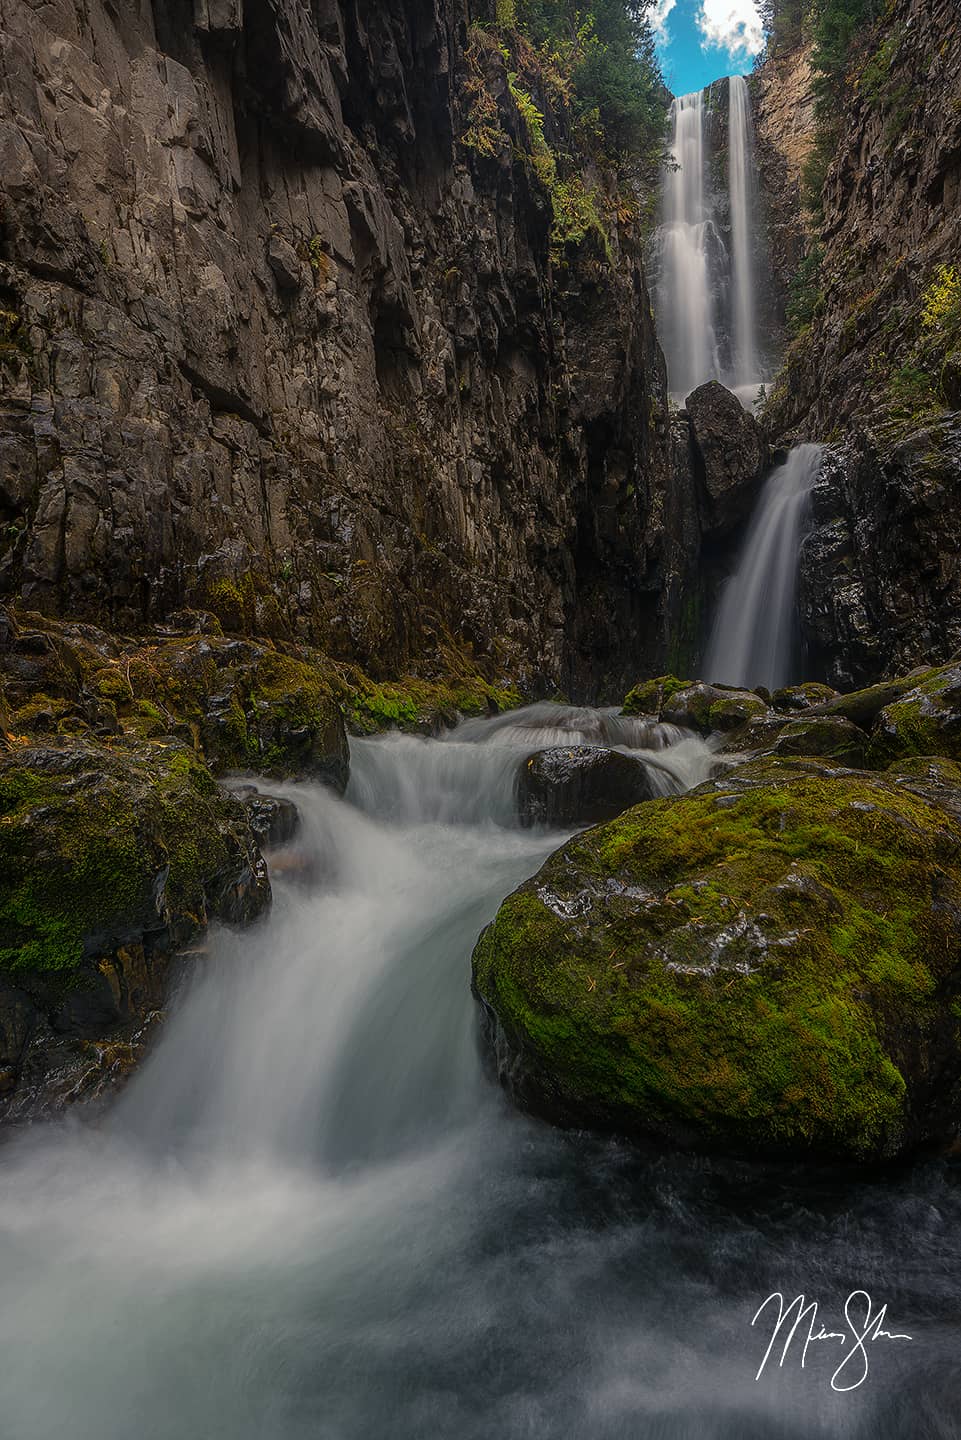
[0,707,955,1438]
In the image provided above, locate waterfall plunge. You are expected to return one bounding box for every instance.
[654,78,764,404]
[705,444,822,691]
[728,75,759,394]
[656,90,722,399]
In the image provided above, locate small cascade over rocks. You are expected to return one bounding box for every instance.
[705,444,823,691]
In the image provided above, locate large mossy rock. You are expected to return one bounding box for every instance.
[772,683,838,713]
[516,747,659,828]
[472,757,961,1161]
[770,714,867,766]
[660,682,770,734]
[868,662,961,766]
[622,675,692,718]
[0,736,270,1116]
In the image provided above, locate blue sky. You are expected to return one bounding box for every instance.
[650,0,765,97]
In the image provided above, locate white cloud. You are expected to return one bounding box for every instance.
[649,0,677,47]
[695,0,764,56]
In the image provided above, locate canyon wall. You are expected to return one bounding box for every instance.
[757,0,961,686]
[0,0,681,700]
[752,39,814,318]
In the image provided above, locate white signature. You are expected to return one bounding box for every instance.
[751,1291,913,1392]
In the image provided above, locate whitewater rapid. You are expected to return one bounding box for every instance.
[0,707,954,1438]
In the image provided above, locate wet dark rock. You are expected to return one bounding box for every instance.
[516,746,659,828]
[474,756,961,1161]
[797,429,961,689]
[232,786,300,849]
[686,381,769,538]
[772,683,838,713]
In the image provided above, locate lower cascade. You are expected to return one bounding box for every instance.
[1,705,957,1436]
[705,443,822,690]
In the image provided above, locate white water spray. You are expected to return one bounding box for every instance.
[705,444,822,691]
[728,75,759,392]
[654,90,722,398]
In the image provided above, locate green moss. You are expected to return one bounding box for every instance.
[90,665,133,703]
[622,675,690,717]
[473,764,961,1158]
[707,693,769,732]
[0,743,244,974]
[336,668,521,735]
[868,662,961,766]
[201,575,258,634]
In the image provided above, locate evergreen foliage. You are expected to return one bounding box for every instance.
[514,0,666,159]
[462,2,668,260]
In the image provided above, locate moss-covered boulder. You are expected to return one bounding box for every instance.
[472,757,961,1161]
[814,671,931,730]
[621,675,692,718]
[868,663,961,766]
[656,682,764,733]
[772,683,838,713]
[770,715,867,766]
[706,691,771,731]
[0,736,270,1116]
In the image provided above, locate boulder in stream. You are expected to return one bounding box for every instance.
[474,756,961,1162]
[232,785,300,849]
[686,380,769,537]
[516,746,660,828]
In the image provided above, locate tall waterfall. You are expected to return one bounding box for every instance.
[653,77,765,403]
[655,90,721,398]
[705,444,822,691]
[728,75,758,391]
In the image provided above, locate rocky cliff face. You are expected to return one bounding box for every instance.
[755,0,961,684]
[0,0,678,700]
[751,40,815,313]
[765,0,961,441]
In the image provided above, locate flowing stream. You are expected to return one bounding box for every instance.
[1,706,959,1437]
[705,443,822,691]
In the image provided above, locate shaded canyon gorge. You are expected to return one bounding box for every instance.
[2,1,961,1435]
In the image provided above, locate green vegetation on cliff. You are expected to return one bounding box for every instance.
[463,0,667,257]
